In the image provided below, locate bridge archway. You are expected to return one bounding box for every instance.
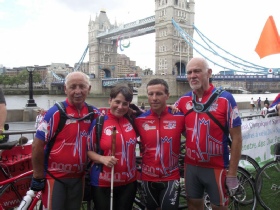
[175,62,186,76]
[101,69,112,78]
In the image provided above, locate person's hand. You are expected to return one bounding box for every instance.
[30,177,45,191]
[167,105,179,114]
[99,156,118,168]
[129,104,144,117]
[226,176,239,196]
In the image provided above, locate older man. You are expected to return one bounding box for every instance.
[175,57,242,210]
[31,72,99,210]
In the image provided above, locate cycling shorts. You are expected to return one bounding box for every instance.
[184,164,228,206]
[141,180,180,210]
[92,181,137,210]
[42,177,84,210]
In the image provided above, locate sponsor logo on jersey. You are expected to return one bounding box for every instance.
[163,120,176,129]
[186,101,193,110]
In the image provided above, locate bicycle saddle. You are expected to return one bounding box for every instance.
[0,141,18,150]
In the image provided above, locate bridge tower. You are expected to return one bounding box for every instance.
[155,0,195,76]
[87,1,195,96]
[88,10,118,79]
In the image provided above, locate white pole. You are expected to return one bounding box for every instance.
[110,165,115,210]
[179,39,182,76]
[110,127,116,210]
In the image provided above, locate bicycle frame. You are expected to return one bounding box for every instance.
[0,170,34,210]
[0,129,36,210]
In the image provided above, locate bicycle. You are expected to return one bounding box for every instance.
[255,142,280,210]
[0,169,42,210]
[227,166,257,210]
[0,129,42,210]
[0,142,40,210]
[239,154,261,180]
[133,140,257,210]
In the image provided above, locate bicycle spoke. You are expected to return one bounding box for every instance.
[228,167,256,210]
[256,160,280,210]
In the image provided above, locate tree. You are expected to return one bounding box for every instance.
[2,75,12,88]
[33,72,41,83]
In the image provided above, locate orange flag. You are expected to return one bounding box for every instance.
[255,16,280,58]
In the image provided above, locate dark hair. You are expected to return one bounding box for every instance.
[146,78,169,94]
[110,84,133,102]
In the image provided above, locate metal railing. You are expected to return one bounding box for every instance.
[1,130,36,150]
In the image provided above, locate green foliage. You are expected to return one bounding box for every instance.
[33,72,41,83]
[0,69,42,87]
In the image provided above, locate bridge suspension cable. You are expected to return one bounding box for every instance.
[50,45,89,82]
[172,19,280,74]
[74,45,89,71]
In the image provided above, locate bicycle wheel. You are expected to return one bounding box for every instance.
[239,154,260,180]
[255,160,280,210]
[228,167,257,210]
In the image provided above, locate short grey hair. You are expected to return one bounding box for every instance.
[64,72,90,87]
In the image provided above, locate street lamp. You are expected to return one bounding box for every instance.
[25,66,37,107]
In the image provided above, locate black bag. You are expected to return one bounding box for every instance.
[83,162,92,201]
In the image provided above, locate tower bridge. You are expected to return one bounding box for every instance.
[87,0,195,97]
[50,0,280,96]
[96,16,156,40]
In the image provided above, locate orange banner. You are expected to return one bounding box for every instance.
[255,16,280,58]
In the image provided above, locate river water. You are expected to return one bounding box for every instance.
[4,93,279,110]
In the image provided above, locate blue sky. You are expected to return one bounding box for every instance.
[1,0,280,74]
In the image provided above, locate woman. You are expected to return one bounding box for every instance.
[87,84,137,210]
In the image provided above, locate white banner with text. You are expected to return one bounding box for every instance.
[241,116,280,164]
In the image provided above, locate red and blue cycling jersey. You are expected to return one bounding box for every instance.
[88,110,137,187]
[270,93,280,107]
[267,93,280,114]
[174,84,241,169]
[35,98,99,178]
[134,107,185,181]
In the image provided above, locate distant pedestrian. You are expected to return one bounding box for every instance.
[140,102,145,111]
[264,98,270,106]
[34,109,45,129]
[250,97,255,111]
[261,104,268,116]
[257,97,261,111]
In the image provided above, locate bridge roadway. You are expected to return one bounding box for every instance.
[96,16,155,39]
[52,74,280,87]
